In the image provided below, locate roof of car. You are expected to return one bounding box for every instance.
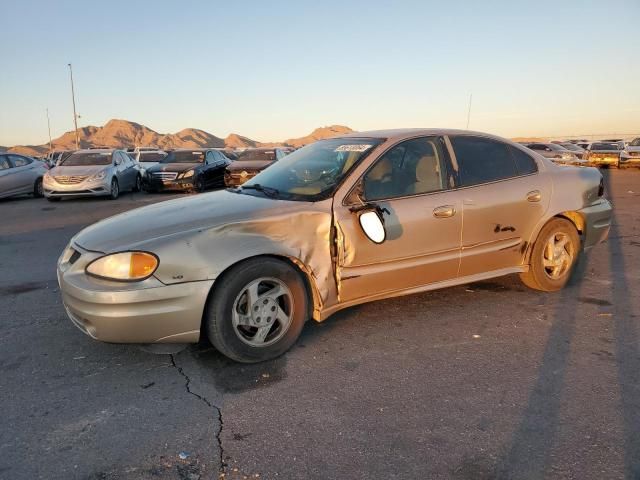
[337,128,511,142]
[74,148,116,153]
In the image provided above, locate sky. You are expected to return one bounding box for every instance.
[1,0,639,146]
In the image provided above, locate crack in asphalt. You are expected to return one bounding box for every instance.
[170,354,225,476]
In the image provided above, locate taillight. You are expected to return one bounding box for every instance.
[598,177,604,197]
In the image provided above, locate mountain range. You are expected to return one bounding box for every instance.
[7,120,354,156]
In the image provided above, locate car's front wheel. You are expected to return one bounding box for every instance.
[132,175,142,192]
[520,218,580,291]
[205,258,309,363]
[109,178,119,200]
[34,178,44,198]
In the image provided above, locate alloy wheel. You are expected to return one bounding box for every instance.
[543,232,574,279]
[231,277,294,347]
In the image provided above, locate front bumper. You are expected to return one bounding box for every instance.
[57,244,213,343]
[579,199,612,250]
[44,178,111,197]
[145,177,195,191]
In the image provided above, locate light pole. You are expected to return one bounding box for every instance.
[46,108,53,153]
[68,63,80,149]
[466,93,473,130]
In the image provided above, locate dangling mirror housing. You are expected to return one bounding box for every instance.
[350,203,388,244]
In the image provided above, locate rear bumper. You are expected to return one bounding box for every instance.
[619,157,640,168]
[587,157,619,167]
[579,199,612,249]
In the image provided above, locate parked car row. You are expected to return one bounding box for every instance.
[0,146,295,201]
[522,138,640,169]
[2,135,639,202]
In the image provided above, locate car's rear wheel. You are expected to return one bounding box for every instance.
[34,178,44,198]
[109,178,119,200]
[520,218,580,291]
[132,175,142,192]
[205,258,308,363]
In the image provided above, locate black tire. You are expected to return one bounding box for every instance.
[34,178,44,198]
[205,258,309,363]
[132,175,142,192]
[109,178,119,200]
[46,196,61,202]
[520,218,580,292]
[195,176,205,193]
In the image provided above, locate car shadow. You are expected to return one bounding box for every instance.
[495,170,639,479]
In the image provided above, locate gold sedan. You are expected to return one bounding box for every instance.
[58,129,612,362]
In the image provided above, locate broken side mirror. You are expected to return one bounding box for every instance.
[359,209,386,244]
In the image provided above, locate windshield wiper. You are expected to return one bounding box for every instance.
[240,183,281,198]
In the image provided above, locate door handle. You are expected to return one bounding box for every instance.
[433,205,456,218]
[526,190,542,202]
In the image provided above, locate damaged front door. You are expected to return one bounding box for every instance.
[333,136,463,304]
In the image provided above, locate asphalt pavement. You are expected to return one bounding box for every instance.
[1,171,639,480]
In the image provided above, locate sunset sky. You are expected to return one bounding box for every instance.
[1,0,639,146]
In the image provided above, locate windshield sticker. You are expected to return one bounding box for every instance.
[335,144,373,152]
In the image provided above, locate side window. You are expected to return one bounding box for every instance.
[528,144,544,151]
[363,136,449,201]
[0,156,10,170]
[451,136,517,187]
[509,146,538,175]
[10,155,31,167]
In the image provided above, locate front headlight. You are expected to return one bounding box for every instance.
[90,170,107,182]
[179,169,195,179]
[44,173,53,183]
[86,251,159,281]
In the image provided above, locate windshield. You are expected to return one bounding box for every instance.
[240,137,384,201]
[235,150,277,162]
[591,143,618,151]
[161,151,205,163]
[61,152,112,166]
[630,138,640,147]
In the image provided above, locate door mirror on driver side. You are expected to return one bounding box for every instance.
[359,209,387,244]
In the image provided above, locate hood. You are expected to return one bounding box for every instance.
[226,160,274,171]
[73,190,305,253]
[50,165,110,176]
[147,162,200,173]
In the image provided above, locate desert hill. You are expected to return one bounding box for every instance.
[8,120,353,156]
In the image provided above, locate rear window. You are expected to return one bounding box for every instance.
[235,150,277,162]
[161,151,205,163]
[452,136,517,186]
[591,143,618,151]
[61,152,112,166]
[139,152,166,162]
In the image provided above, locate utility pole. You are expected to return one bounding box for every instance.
[68,63,80,149]
[466,93,473,130]
[46,108,53,153]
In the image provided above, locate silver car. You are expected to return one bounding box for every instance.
[44,149,141,201]
[0,153,48,199]
[525,143,584,166]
